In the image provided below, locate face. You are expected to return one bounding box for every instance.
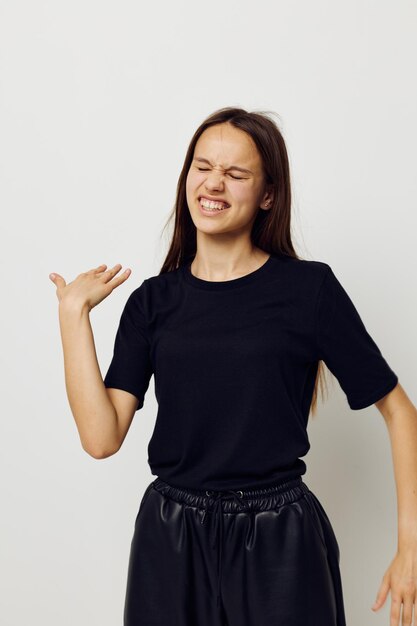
[185,123,271,236]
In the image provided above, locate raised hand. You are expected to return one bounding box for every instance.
[49,263,131,313]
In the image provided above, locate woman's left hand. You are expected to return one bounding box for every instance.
[372,549,417,624]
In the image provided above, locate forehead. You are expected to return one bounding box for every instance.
[194,124,261,170]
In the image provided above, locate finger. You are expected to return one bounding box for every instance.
[107,267,131,287]
[389,593,402,625]
[400,596,414,626]
[372,577,390,611]
[49,273,66,287]
[100,264,125,280]
[86,264,108,274]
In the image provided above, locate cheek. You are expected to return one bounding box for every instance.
[185,171,191,190]
[186,171,204,192]
[231,186,255,205]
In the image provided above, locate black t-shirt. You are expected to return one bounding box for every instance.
[103,253,398,490]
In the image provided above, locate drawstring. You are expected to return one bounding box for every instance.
[152,476,305,612]
[201,488,249,609]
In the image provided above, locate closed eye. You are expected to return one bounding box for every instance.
[196,167,244,180]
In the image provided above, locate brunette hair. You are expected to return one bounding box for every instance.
[158,106,329,416]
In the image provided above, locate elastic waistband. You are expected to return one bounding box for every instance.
[152,475,310,611]
[152,476,310,513]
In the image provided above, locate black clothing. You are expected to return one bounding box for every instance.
[103,253,398,491]
[123,475,346,626]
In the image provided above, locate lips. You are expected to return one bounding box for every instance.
[198,195,231,208]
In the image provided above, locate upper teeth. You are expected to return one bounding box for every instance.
[200,198,229,210]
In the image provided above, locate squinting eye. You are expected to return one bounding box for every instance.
[196,167,243,180]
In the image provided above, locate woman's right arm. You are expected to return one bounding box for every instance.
[51,263,136,459]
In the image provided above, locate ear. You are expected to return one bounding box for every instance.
[260,189,274,210]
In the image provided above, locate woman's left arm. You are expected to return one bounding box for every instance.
[372,382,417,624]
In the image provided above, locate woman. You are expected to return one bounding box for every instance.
[50,107,416,626]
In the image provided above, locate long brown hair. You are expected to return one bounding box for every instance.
[157,106,329,417]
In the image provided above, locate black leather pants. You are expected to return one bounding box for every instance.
[124,476,347,625]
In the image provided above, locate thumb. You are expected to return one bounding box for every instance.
[49,273,66,288]
[371,577,390,611]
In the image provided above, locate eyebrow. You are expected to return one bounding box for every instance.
[193,157,253,175]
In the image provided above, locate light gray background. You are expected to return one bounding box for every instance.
[1,0,416,624]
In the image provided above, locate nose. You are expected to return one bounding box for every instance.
[204,168,225,191]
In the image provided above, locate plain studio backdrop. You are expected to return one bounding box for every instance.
[0,0,416,624]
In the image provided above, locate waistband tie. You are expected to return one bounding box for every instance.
[201,488,249,609]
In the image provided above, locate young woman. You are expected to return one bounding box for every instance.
[51,107,416,626]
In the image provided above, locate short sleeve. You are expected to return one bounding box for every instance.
[103,281,153,410]
[316,265,398,410]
